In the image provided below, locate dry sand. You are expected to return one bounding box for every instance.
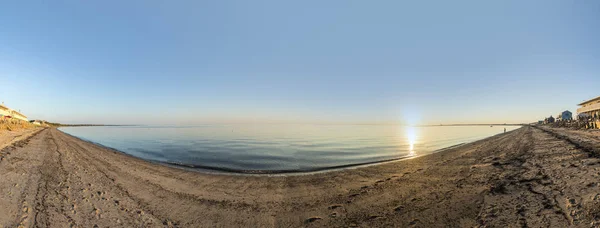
[0,128,39,151]
[0,126,599,227]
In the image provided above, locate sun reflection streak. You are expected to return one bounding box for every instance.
[406,126,417,157]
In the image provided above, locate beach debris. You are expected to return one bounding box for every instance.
[162,220,177,227]
[567,198,577,207]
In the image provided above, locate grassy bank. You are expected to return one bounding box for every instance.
[0,119,38,131]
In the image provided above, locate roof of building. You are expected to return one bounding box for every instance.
[578,95,600,106]
[11,110,27,118]
[0,104,27,118]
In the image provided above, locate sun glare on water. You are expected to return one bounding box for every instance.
[401,108,420,157]
[406,126,417,157]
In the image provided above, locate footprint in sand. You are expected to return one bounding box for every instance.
[408,218,420,226]
[305,217,322,223]
[19,205,29,227]
[394,205,404,212]
[347,193,361,203]
[368,215,382,220]
[328,204,342,210]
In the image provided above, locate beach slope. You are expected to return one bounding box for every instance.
[0,127,599,227]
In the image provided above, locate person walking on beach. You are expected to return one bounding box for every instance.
[504,128,506,133]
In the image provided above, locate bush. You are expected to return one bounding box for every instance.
[0,118,37,131]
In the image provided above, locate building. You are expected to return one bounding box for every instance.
[544,116,555,124]
[29,120,42,125]
[577,96,600,119]
[578,113,590,120]
[9,110,28,122]
[0,103,28,122]
[557,110,572,121]
[0,104,9,118]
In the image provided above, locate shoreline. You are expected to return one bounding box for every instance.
[153,142,464,176]
[1,126,599,227]
[56,126,505,176]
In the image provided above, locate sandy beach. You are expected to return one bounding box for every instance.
[0,126,599,227]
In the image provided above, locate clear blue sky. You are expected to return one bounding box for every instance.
[1,1,599,125]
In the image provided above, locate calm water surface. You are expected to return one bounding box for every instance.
[59,125,520,173]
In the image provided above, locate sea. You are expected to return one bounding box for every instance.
[59,124,520,174]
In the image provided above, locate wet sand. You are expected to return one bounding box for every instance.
[0,127,599,227]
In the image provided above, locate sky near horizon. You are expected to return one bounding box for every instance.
[0,1,599,125]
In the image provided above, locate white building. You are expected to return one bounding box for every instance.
[0,104,9,117]
[578,96,600,119]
